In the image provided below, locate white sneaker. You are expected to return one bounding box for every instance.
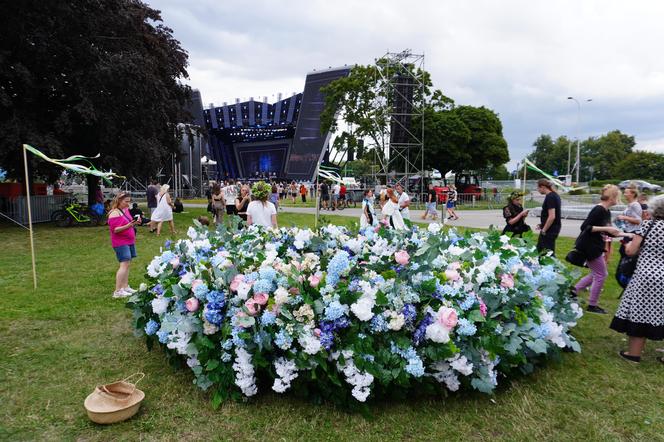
[112,289,131,298]
[124,286,137,293]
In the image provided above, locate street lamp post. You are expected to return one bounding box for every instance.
[567,97,592,184]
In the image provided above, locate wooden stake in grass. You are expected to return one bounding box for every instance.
[23,145,38,289]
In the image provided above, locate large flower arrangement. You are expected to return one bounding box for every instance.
[129,222,582,407]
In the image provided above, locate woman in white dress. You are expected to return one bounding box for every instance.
[360,189,377,228]
[381,188,406,230]
[247,181,278,228]
[150,184,176,236]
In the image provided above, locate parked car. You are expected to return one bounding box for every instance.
[617,180,662,193]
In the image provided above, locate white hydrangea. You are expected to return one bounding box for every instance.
[272,357,299,393]
[449,354,474,376]
[166,330,191,355]
[147,257,165,278]
[427,222,442,234]
[151,296,170,315]
[430,361,460,391]
[338,357,374,402]
[299,334,322,355]
[233,348,257,397]
[274,286,289,305]
[425,322,450,343]
[386,311,405,331]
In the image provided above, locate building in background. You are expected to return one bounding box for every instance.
[203,67,350,182]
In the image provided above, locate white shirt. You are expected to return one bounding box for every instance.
[247,200,276,228]
[332,184,341,196]
[398,192,411,220]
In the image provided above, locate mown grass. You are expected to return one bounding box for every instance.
[1,209,663,441]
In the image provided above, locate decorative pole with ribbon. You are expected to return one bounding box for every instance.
[21,144,125,290]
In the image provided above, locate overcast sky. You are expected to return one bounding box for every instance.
[147,0,664,170]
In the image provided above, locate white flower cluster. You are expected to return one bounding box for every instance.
[336,351,374,402]
[350,281,377,322]
[233,348,257,397]
[298,333,322,355]
[430,354,474,392]
[272,357,299,393]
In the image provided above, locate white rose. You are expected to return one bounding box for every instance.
[274,287,289,305]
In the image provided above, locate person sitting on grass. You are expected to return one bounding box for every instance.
[129,203,150,225]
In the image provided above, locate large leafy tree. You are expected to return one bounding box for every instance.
[581,130,635,180]
[321,60,509,179]
[527,134,574,178]
[0,0,191,198]
[612,151,664,181]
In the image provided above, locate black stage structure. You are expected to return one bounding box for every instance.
[203,67,350,181]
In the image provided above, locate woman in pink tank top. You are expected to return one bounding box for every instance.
[107,192,141,298]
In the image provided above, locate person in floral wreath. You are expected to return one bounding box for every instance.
[247,181,278,228]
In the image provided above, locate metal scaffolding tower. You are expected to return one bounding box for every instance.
[374,50,425,193]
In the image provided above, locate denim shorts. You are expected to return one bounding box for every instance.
[426,202,436,211]
[113,244,137,262]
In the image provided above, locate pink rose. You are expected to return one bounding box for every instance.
[253,292,269,306]
[449,262,461,270]
[437,307,458,330]
[394,250,410,266]
[288,287,300,295]
[230,275,244,292]
[445,269,460,282]
[479,299,487,317]
[314,328,322,337]
[185,297,199,312]
[308,275,321,287]
[244,298,260,316]
[500,273,514,289]
[169,257,180,269]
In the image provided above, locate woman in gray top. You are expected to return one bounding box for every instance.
[617,186,642,233]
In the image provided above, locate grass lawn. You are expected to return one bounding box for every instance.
[1,209,663,441]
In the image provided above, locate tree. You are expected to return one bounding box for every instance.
[527,135,573,178]
[321,60,509,179]
[581,130,635,180]
[0,0,191,200]
[613,151,664,181]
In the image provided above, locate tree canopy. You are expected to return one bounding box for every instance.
[0,0,191,184]
[320,59,509,179]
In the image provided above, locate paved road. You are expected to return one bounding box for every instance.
[184,203,584,238]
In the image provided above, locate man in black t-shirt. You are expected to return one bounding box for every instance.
[536,179,562,255]
[320,182,330,210]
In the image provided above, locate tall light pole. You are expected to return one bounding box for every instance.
[567,97,592,184]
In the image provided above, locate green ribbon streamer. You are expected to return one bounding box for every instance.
[23,144,125,184]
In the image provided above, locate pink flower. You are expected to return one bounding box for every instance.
[169,257,180,268]
[437,307,458,330]
[449,261,461,270]
[308,275,321,287]
[288,287,300,295]
[244,298,260,316]
[500,273,515,289]
[253,292,269,306]
[479,299,487,317]
[394,250,410,266]
[185,297,199,312]
[445,269,460,281]
[230,275,244,292]
[314,328,321,337]
[191,279,204,290]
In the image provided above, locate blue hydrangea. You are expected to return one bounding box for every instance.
[160,251,175,263]
[539,265,557,282]
[259,267,277,281]
[274,329,293,350]
[459,294,476,311]
[157,329,169,344]
[210,254,225,267]
[410,262,420,271]
[231,327,246,348]
[164,240,172,248]
[144,319,160,336]
[318,317,351,350]
[534,323,551,339]
[245,272,259,283]
[457,318,477,336]
[252,278,273,294]
[370,313,389,333]
[221,352,232,362]
[152,284,164,296]
[204,308,223,325]
[390,343,425,377]
[193,284,209,300]
[402,304,417,324]
[221,339,233,350]
[260,311,276,326]
[207,290,226,309]
[542,296,555,309]
[362,354,375,362]
[435,281,458,299]
[413,313,433,346]
[326,250,351,287]
[371,275,386,286]
[324,300,348,321]
[276,277,288,287]
[348,279,361,292]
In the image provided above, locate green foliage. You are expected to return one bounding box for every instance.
[0,0,191,182]
[527,135,574,178]
[612,151,664,181]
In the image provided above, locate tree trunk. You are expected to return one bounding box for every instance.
[86,175,99,206]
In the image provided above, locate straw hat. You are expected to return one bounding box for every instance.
[84,373,145,424]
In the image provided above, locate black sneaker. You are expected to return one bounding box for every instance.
[586,305,607,314]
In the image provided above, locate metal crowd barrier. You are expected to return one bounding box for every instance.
[0,195,71,225]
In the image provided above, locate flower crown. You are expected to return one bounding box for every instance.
[251,181,271,201]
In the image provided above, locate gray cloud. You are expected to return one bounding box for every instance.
[147,0,664,169]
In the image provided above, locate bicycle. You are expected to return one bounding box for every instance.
[336,195,357,210]
[51,198,103,227]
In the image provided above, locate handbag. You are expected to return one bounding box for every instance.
[565,226,592,267]
[615,221,655,287]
